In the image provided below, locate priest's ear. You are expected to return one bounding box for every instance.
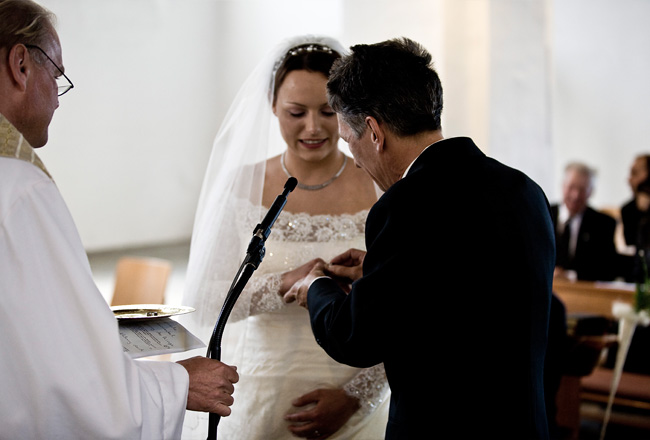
[6,44,31,92]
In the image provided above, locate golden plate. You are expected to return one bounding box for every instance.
[111,304,195,321]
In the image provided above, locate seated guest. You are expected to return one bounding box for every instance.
[618,154,650,281]
[627,176,650,282]
[604,175,650,375]
[621,154,650,248]
[0,1,238,438]
[551,162,618,281]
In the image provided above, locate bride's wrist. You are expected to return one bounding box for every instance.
[278,272,291,296]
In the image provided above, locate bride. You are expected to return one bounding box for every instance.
[179,35,390,439]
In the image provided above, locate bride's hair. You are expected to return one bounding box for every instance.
[271,43,342,105]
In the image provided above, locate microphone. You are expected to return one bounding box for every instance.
[248,177,297,254]
[206,177,297,440]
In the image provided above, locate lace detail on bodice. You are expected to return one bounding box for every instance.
[266,210,368,242]
[237,203,368,317]
[238,199,368,242]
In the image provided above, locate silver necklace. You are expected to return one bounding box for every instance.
[281,152,347,191]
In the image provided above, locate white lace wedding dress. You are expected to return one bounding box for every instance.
[181,203,390,439]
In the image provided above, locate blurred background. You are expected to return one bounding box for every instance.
[37,0,650,253]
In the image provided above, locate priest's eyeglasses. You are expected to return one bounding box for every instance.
[25,44,74,96]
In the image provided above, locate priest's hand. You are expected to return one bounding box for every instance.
[177,356,239,415]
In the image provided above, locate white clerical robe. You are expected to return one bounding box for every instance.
[0,115,189,439]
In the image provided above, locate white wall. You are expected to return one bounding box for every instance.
[551,0,650,209]
[488,0,554,195]
[38,0,346,251]
[38,0,227,251]
[34,0,650,252]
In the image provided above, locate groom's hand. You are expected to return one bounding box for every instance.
[283,259,328,308]
[327,248,366,283]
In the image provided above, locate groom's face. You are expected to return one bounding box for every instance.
[338,115,390,191]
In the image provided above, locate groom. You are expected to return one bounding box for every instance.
[286,38,554,440]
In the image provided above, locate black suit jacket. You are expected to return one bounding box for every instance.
[308,137,554,439]
[549,204,617,281]
[621,199,642,247]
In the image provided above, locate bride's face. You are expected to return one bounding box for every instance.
[273,69,339,161]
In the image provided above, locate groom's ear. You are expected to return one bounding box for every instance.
[365,116,384,153]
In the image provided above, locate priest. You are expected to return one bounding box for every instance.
[0,1,238,438]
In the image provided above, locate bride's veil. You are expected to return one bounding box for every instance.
[179,34,347,365]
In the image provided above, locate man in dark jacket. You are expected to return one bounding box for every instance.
[551,162,617,281]
[286,38,554,440]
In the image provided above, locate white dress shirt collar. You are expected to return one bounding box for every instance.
[401,139,444,179]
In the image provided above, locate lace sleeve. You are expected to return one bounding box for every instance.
[343,364,389,415]
[243,272,285,315]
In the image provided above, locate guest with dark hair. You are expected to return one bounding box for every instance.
[621,154,650,247]
[616,154,650,281]
[606,170,650,376]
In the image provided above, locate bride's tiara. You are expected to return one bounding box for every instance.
[286,43,334,58]
[272,43,336,76]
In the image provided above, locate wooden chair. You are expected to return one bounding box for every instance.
[580,367,650,430]
[554,333,618,439]
[553,279,650,436]
[110,256,172,306]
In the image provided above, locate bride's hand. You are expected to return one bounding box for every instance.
[284,388,360,439]
[279,258,327,296]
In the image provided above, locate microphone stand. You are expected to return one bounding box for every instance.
[206,177,297,440]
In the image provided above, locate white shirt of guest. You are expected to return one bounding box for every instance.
[0,114,189,439]
[558,204,584,259]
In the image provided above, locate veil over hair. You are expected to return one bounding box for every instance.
[180,35,348,363]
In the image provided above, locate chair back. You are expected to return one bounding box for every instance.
[110,256,172,306]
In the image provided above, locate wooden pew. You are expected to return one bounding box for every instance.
[553,279,634,318]
[552,279,650,437]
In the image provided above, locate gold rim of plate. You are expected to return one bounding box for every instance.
[110,304,195,321]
